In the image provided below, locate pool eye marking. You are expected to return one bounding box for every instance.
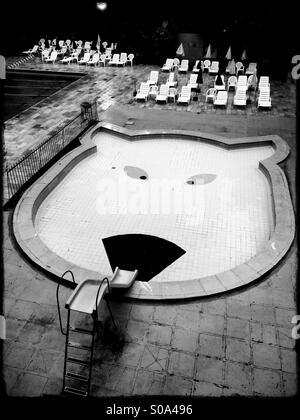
[187,174,217,185]
[124,166,148,180]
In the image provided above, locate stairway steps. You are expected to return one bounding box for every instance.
[68,340,91,350]
[67,356,90,366]
[69,326,93,335]
[66,371,89,382]
[64,386,88,397]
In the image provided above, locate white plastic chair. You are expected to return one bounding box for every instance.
[84,41,91,51]
[227,76,237,91]
[99,54,106,67]
[205,88,217,103]
[148,85,159,99]
[173,58,180,68]
[168,87,177,103]
[41,50,50,61]
[203,59,211,72]
[247,75,256,90]
[127,53,134,66]
[236,61,244,75]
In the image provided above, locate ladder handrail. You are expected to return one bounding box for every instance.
[56,270,76,335]
[93,277,109,321]
[94,277,116,328]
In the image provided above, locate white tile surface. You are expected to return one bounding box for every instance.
[36,133,274,283]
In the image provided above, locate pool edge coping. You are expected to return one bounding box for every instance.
[12,122,295,300]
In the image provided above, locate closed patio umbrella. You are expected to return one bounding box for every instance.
[251,69,258,88]
[96,34,101,50]
[205,44,212,59]
[176,43,185,57]
[241,49,247,60]
[229,59,235,75]
[225,46,232,60]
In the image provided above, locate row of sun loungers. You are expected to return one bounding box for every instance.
[40,50,134,66]
[207,75,271,107]
[161,58,258,76]
[206,74,271,108]
[24,40,116,53]
[136,70,271,108]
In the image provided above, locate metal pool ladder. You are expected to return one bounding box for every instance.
[56,268,138,397]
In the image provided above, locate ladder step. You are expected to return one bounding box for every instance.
[64,386,88,397]
[68,341,91,350]
[69,326,93,335]
[66,371,89,382]
[67,356,90,366]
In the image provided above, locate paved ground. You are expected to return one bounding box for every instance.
[2,55,297,397]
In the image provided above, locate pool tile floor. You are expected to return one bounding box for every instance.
[36,133,274,283]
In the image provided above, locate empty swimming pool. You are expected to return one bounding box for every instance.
[13,124,295,299]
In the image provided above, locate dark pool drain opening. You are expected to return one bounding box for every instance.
[102,234,186,282]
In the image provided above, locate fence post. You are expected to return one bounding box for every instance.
[81,102,91,123]
[62,127,65,148]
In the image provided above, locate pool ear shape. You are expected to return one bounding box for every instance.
[102,234,186,282]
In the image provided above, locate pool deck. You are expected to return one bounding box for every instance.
[2,56,297,397]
